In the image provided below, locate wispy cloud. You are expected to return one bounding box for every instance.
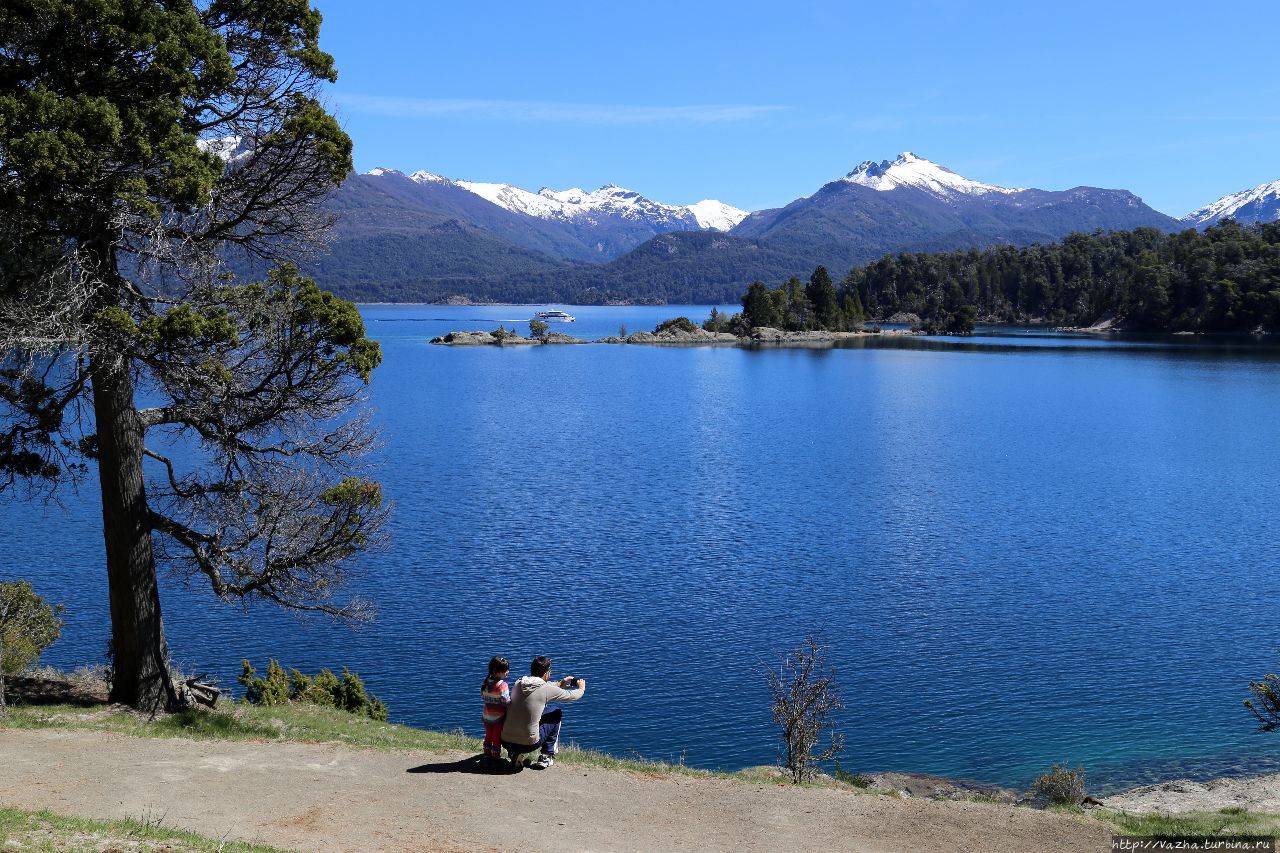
[333,93,786,125]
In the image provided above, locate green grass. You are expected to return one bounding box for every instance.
[0,806,283,852]
[2,700,481,752]
[1100,807,1280,838]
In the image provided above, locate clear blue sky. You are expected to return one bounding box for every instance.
[316,0,1280,216]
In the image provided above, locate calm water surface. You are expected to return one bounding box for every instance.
[7,304,1280,792]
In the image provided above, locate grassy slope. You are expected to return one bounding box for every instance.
[3,701,1275,840]
[1101,806,1280,838]
[0,806,283,852]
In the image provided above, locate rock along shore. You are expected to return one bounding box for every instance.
[1105,772,1280,814]
[432,326,918,347]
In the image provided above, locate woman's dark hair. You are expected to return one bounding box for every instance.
[489,656,509,676]
[531,655,552,677]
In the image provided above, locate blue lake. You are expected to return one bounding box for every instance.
[7,304,1280,793]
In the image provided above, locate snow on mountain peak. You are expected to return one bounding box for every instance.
[198,136,253,164]
[365,166,746,231]
[459,181,713,228]
[408,170,450,184]
[686,199,749,231]
[1181,178,1280,228]
[842,152,1018,199]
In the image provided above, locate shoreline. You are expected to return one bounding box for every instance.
[3,673,1268,816]
[430,326,921,348]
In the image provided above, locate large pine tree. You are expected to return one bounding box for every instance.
[0,0,385,711]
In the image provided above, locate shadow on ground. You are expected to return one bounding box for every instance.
[408,754,526,775]
[4,675,106,708]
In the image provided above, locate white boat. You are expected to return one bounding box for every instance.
[534,310,576,322]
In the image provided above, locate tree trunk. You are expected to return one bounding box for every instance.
[90,350,179,713]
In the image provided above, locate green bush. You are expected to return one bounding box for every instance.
[1030,762,1086,806]
[0,581,65,709]
[239,659,386,720]
[654,316,697,334]
[238,659,290,706]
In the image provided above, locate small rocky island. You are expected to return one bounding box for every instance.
[432,318,915,348]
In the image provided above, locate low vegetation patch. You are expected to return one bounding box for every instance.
[654,316,698,334]
[1100,807,1280,838]
[0,806,282,852]
[238,659,387,720]
[0,581,65,711]
[1030,762,1087,806]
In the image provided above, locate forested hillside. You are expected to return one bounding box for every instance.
[841,221,1280,331]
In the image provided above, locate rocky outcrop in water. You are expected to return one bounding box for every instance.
[430,330,584,345]
[747,327,834,343]
[622,327,739,344]
[856,772,1019,804]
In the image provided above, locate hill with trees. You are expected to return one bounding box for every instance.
[736,221,1280,335]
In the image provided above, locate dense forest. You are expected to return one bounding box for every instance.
[844,221,1280,332]
[738,221,1280,334]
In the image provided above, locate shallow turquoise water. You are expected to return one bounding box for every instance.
[7,305,1280,792]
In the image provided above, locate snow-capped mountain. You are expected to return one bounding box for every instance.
[733,152,1179,268]
[365,168,746,232]
[687,199,750,231]
[841,151,1019,199]
[346,167,748,264]
[1182,179,1280,229]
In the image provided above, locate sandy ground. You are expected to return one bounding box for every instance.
[0,729,1113,852]
[1106,774,1280,814]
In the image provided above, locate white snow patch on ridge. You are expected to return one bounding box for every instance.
[1182,179,1280,227]
[365,167,748,230]
[456,180,567,219]
[686,199,749,231]
[842,152,1019,199]
[197,136,253,164]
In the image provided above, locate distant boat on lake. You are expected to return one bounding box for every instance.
[535,310,576,322]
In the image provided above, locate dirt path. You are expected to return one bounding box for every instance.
[0,729,1111,852]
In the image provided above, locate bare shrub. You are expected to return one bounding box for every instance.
[1031,762,1086,806]
[1245,671,1280,730]
[766,635,845,783]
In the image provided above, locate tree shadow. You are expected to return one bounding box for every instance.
[4,675,106,708]
[407,754,524,775]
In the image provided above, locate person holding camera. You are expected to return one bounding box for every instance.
[500,655,586,769]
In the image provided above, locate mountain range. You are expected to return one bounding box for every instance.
[308,153,1279,304]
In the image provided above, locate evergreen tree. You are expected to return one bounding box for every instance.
[0,1,384,712]
[842,288,866,330]
[742,281,777,328]
[805,266,842,330]
[784,277,815,331]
